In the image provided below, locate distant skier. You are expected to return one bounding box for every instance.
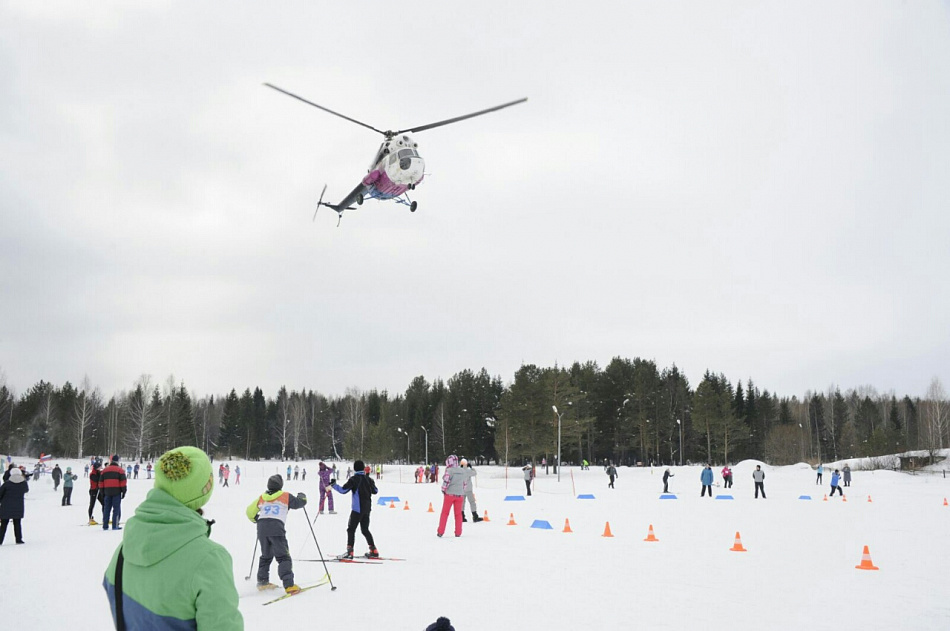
[753,465,766,499]
[52,464,63,491]
[662,468,674,493]
[816,463,823,485]
[522,464,533,496]
[61,466,78,506]
[286,464,292,479]
[293,465,299,480]
[842,464,852,487]
[330,459,379,559]
[700,465,714,497]
[318,462,335,514]
[247,474,307,594]
[222,464,230,487]
[721,464,733,488]
[235,465,241,485]
[829,469,843,497]
[133,463,140,479]
[88,459,104,525]
[606,463,618,489]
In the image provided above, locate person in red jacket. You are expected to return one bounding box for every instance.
[88,459,104,525]
[100,455,128,530]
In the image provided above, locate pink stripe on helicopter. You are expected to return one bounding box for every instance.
[363,170,408,197]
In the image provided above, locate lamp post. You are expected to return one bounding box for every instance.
[420,426,429,465]
[553,405,567,482]
[676,419,682,466]
[397,428,409,464]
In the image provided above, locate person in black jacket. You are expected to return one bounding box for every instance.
[87,460,104,525]
[330,459,379,559]
[0,466,29,544]
[99,455,128,530]
[662,468,674,493]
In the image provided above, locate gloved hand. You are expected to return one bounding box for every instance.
[253,513,259,522]
[121,491,126,499]
[297,492,307,503]
[329,479,336,487]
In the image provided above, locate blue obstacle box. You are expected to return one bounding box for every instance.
[715,495,734,500]
[530,520,553,530]
[659,494,677,500]
[504,495,526,501]
[377,496,400,505]
[799,495,812,500]
[577,494,596,500]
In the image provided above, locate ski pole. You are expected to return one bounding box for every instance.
[245,534,259,581]
[302,505,336,591]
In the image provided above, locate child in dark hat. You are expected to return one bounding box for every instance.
[330,459,379,559]
[246,474,308,594]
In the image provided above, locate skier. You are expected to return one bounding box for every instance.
[222,464,230,487]
[126,464,133,479]
[843,464,852,487]
[721,464,733,488]
[437,454,472,538]
[100,455,128,530]
[522,464,533,496]
[286,464,292,479]
[302,468,307,481]
[62,466,78,506]
[0,465,29,544]
[700,464,714,497]
[88,459,104,525]
[816,463,823,485]
[52,464,63,491]
[104,446,243,629]
[246,474,307,594]
[84,463,89,478]
[235,465,241,485]
[133,463,139,479]
[830,469,843,497]
[146,462,152,479]
[459,458,482,522]
[293,465,299,480]
[330,459,379,559]
[662,468,674,493]
[218,464,225,485]
[753,464,766,499]
[606,463,618,489]
[318,462,335,514]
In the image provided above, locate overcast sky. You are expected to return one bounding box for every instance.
[2,1,948,402]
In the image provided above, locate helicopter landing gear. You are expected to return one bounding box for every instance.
[408,184,415,191]
[356,193,364,205]
[410,201,418,212]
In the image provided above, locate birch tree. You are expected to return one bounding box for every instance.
[72,375,101,458]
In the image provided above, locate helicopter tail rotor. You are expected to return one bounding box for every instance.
[313,184,328,221]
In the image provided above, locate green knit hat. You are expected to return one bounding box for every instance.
[155,446,215,511]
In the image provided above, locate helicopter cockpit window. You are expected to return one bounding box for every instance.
[390,154,398,165]
[397,149,418,159]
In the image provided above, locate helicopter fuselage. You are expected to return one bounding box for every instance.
[361,134,425,198]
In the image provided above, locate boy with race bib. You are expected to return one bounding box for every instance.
[246,474,307,594]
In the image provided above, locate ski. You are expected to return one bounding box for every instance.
[301,557,382,565]
[364,554,405,561]
[262,579,329,605]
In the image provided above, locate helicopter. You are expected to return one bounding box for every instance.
[264,83,527,224]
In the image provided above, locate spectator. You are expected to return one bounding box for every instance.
[721,464,733,488]
[437,455,472,538]
[0,465,29,544]
[662,468,674,493]
[753,465,766,499]
[606,463,618,489]
[701,465,714,497]
[100,455,128,530]
[522,464,533,496]
[52,464,63,491]
[459,458,482,522]
[842,464,852,487]
[62,466,78,506]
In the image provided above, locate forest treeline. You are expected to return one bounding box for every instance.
[0,359,947,467]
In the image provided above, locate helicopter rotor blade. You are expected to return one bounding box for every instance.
[393,97,528,135]
[263,83,387,136]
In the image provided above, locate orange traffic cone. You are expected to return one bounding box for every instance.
[842,494,847,502]
[427,502,434,513]
[855,545,879,570]
[389,500,396,508]
[730,531,747,552]
[403,501,410,510]
[483,510,491,522]
[943,498,947,507]
[507,512,517,526]
[823,494,828,502]
[867,495,872,503]
[644,524,659,542]
[602,522,614,538]
[563,519,573,533]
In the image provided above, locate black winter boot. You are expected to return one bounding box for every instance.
[472,511,483,522]
[462,512,468,522]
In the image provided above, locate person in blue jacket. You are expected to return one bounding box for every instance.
[330,459,379,559]
[829,469,843,497]
[700,464,714,497]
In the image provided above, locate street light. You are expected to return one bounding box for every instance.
[553,405,569,482]
[676,419,682,466]
[397,428,409,464]
[420,426,429,465]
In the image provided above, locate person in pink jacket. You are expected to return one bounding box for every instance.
[436,455,473,538]
[318,462,335,514]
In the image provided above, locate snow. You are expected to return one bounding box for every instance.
[3,458,950,629]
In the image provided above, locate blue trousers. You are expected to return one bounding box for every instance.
[102,494,123,529]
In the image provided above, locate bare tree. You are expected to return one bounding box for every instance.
[127,375,158,459]
[72,375,101,458]
[924,377,948,460]
[342,388,366,458]
[290,390,309,460]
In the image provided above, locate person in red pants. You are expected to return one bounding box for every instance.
[437,455,473,538]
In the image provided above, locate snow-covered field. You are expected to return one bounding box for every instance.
[3,457,949,629]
